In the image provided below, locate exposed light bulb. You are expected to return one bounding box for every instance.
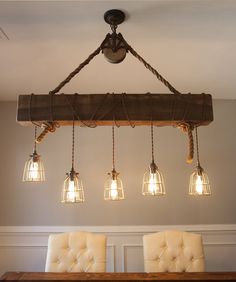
[28,161,39,180]
[142,162,165,196]
[61,169,85,203]
[22,152,45,182]
[110,179,119,200]
[195,174,203,195]
[189,165,211,196]
[66,179,77,202]
[147,173,158,194]
[104,169,124,201]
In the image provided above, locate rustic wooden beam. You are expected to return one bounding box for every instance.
[17,93,213,127]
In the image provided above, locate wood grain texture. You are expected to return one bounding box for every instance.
[17,93,213,127]
[1,272,236,281]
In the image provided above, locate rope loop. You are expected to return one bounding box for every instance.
[176,122,194,163]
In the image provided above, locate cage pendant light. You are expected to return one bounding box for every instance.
[142,123,165,196]
[23,126,45,182]
[61,119,85,203]
[104,125,124,201]
[189,127,211,196]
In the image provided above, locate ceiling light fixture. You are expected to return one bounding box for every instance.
[18,9,213,200]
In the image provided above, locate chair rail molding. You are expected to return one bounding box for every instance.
[0,224,235,275]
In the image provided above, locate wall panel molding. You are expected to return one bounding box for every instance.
[0,224,236,234]
[0,224,235,275]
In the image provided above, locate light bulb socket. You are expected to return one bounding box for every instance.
[31,150,40,162]
[68,168,79,181]
[110,169,119,180]
[150,161,158,173]
[196,164,204,175]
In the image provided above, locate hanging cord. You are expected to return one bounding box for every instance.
[120,35,181,95]
[151,122,155,163]
[112,93,120,127]
[64,94,96,128]
[121,93,135,128]
[112,125,115,171]
[71,118,75,170]
[28,94,41,128]
[33,126,37,153]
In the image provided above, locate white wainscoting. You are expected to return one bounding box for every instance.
[0,225,236,276]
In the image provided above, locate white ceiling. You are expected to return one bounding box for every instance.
[0,0,236,101]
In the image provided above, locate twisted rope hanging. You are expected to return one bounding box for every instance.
[36,121,58,143]
[35,29,194,164]
[121,36,181,95]
[49,46,101,96]
[176,122,194,163]
[37,46,102,141]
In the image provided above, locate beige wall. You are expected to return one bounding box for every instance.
[0,99,235,226]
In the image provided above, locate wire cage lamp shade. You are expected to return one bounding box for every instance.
[189,166,211,195]
[61,169,85,203]
[104,125,125,201]
[142,163,165,196]
[22,152,45,182]
[61,119,85,203]
[22,126,45,182]
[104,169,124,201]
[189,127,211,196]
[142,124,165,196]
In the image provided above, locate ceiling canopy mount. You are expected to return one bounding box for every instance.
[104,9,125,27]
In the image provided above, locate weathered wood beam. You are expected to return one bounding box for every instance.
[17,93,213,127]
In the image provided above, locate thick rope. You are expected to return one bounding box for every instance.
[120,36,181,95]
[49,46,101,95]
[176,122,194,163]
[36,32,183,143]
[36,122,58,143]
[186,125,194,164]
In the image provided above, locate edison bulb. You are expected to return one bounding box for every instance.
[142,166,165,196]
[104,170,124,201]
[147,173,158,194]
[195,174,203,195]
[189,166,211,196]
[29,161,39,180]
[110,179,119,200]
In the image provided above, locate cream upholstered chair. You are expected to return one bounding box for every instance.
[45,231,106,272]
[143,230,205,272]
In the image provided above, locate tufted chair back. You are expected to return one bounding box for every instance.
[143,230,205,272]
[45,231,106,272]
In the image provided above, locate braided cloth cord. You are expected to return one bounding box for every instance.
[35,33,194,162]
